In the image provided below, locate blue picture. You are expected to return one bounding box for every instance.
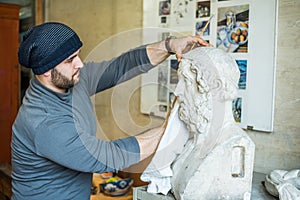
[232,98,242,123]
[236,60,247,89]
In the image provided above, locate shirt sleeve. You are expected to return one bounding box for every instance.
[81,45,154,95]
[34,118,140,173]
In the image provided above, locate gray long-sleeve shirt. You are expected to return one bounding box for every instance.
[11,45,153,200]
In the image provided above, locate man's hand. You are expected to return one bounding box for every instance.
[146,36,211,66]
[135,126,165,161]
[169,36,211,62]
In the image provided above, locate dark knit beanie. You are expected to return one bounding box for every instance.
[18,22,83,75]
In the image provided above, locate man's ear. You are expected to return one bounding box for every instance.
[43,69,51,77]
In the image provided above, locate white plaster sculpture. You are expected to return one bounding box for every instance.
[141,47,255,199]
[265,169,300,200]
[169,47,255,200]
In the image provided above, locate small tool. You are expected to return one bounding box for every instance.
[190,14,214,50]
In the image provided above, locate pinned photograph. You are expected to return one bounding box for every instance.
[195,20,210,36]
[159,0,171,15]
[217,4,249,53]
[196,1,210,18]
[157,62,168,102]
[236,60,247,89]
[232,98,242,123]
[170,62,179,84]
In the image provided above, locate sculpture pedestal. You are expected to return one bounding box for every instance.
[133,186,174,200]
[171,124,255,200]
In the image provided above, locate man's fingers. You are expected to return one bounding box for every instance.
[195,37,210,46]
[172,36,212,62]
[176,53,182,62]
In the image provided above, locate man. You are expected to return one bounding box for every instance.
[11,22,209,199]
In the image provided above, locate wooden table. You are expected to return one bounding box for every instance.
[0,165,135,200]
[90,174,133,200]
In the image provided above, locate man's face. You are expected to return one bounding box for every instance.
[51,49,83,90]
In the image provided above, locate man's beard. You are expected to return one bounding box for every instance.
[51,68,79,90]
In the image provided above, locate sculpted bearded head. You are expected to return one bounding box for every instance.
[174,47,239,134]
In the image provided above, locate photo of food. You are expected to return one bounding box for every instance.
[229,26,248,45]
[232,98,242,123]
[216,4,249,53]
[236,60,247,89]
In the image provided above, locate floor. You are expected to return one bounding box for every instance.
[251,172,279,200]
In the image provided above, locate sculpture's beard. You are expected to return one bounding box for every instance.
[178,93,212,135]
[51,68,80,89]
[178,103,198,134]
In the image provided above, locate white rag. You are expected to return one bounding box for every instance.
[140,102,189,195]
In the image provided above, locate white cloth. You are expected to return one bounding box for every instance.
[265,169,300,199]
[140,102,189,195]
[278,182,300,200]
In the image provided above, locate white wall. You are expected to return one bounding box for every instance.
[246,0,300,174]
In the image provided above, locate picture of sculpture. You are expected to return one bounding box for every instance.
[141,47,255,200]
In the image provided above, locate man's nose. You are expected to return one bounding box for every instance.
[74,57,84,69]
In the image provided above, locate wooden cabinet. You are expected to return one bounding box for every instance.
[0,3,20,164]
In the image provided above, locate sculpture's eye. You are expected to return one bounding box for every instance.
[190,64,197,74]
[191,68,197,74]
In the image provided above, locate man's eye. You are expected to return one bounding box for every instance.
[66,58,73,63]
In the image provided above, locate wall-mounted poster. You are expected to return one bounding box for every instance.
[217,4,249,53]
[157,61,168,103]
[159,0,171,15]
[236,60,247,89]
[196,1,211,18]
[195,20,210,36]
[170,61,179,84]
[170,0,195,29]
[232,98,242,123]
